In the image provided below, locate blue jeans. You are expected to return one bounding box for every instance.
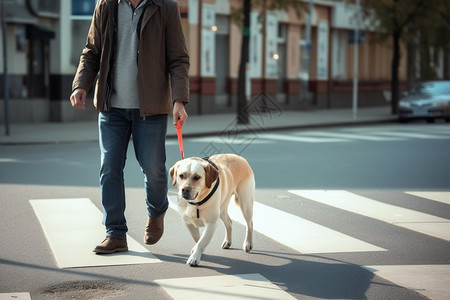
[98,108,169,238]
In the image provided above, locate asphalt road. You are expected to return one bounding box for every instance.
[0,123,449,299]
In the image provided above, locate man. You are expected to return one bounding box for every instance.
[70,0,189,254]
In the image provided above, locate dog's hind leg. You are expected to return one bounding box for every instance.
[220,210,232,249]
[236,176,255,253]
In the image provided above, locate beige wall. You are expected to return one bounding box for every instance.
[0,25,27,75]
[345,32,407,81]
[286,24,300,78]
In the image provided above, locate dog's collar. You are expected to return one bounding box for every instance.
[186,157,220,218]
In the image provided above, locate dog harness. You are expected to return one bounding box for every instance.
[186,157,220,218]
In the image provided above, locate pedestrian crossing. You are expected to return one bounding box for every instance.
[30,198,161,268]
[156,273,297,300]
[29,189,450,300]
[166,190,449,299]
[288,190,450,241]
[184,124,450,145]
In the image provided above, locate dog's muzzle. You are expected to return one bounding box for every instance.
[181,186,198,201]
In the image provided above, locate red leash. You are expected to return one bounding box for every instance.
[176,119,185,160]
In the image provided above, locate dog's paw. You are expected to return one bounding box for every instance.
[221,240,231,249]
[243,241,252,253]
[187,253,201,267]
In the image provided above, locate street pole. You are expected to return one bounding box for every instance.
[352,0,360,120]
[1,0,10,135]
[301,0,312,106]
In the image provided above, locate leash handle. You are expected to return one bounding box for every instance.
[176,119,185,160]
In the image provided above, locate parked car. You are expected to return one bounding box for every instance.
[398,81,450,123]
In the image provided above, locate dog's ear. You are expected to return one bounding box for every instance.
[169,163,178,186]
[204,164,219,189]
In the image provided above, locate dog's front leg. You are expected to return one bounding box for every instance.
[185,223,200,242]
[187,222,217,267]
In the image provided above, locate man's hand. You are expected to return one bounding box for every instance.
[173,100,188,126]
[70,88,87,110]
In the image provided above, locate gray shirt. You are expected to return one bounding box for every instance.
[110,0,148,109]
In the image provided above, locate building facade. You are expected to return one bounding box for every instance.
[0,0,432,123]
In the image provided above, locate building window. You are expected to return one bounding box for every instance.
[72,0,97,19]
[331,30,347,79]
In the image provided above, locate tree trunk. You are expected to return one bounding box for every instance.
[391,30,401,115]
[237,0,250,124]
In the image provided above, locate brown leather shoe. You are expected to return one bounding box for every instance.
[144,212,166,245]
[93,237,128,254]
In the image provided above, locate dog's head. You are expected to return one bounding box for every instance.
[169,158,219,201]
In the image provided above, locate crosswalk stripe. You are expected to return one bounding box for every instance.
[289,190,450,241]
[0,293,31,300]
[228,200,385,254]
[297,131,404,141]
[363,265,450,300]
[30,198,161,268]
[156,273,297,300]
[188,136,272,144]
[259,133,346,143]
[373,131,450,139]
[169,196,385,254]
[180,125,450,145]
[405,191,450,205]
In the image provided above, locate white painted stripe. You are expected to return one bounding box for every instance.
[364,265,450,300]
[168,196,384,254]
[0,158,21,163]
[374,131,449,139]
[299,131,404,141]
[0,293,31,300]
[30,198,161,268]
[289,190,450,241]
[405,191,450,205]
[228,201,385,254]
[189,136,272,144]
[156,273,297,300]
[415,126,450,134]
[260,133,346,143]
[165,140,179,146]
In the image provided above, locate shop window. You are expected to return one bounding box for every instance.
[72,0,97,19]
[331,30,347,79]
[277,23,287,93]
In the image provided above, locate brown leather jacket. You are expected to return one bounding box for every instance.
[72,0,190,116]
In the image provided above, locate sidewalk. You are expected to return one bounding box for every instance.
[0,106,397,145]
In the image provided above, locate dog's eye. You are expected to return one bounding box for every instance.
[193,175,201,181]
[179,174,184,179]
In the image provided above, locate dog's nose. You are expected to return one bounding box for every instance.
[181,187,191,199]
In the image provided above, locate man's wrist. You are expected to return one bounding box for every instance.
[174,99,187,106]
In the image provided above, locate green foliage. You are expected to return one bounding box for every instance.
[361,0,450,111]
[362,0,427,38]
[230,0,304,30]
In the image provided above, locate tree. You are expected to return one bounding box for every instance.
[422,0,450,79]
[233,0,303,124]
[362,0,429,115]
[237,0,250,124]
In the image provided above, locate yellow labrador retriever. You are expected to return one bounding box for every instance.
[169,154,255,267]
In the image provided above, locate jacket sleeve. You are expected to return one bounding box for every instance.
[165,1,190,104]
[72,1,103,93]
